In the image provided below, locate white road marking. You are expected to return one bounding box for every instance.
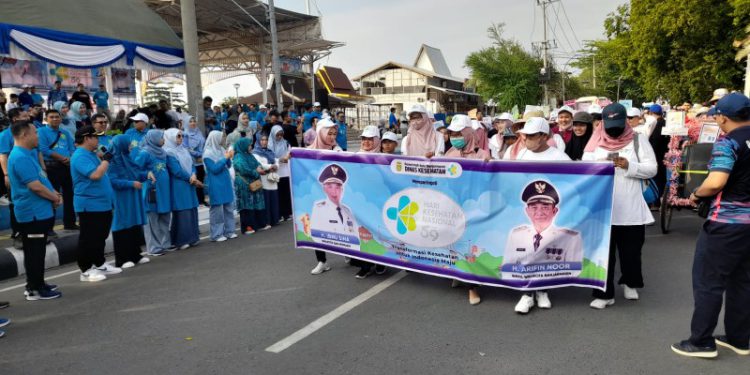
[265,271,408,354]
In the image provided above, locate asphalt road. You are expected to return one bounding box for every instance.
[0,208,744,374]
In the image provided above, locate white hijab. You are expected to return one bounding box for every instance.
[164,128,193,173]
[202,131,226,162]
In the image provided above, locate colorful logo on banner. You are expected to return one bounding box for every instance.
[382,188,466,248]
[386,196,419,235]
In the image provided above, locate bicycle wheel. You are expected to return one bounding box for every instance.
[660,188,673,234]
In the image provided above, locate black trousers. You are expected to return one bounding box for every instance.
[690,221,750,348]
[7,186,19,237]
[18,217,54,290]
[592,225,645,299]
[315,250,326,263]
[112,225,144,267]
[195,165,206,205]
[278,177,292,219]
[47,165,76,227]
[239,209,266,233]
[77,211,112,272]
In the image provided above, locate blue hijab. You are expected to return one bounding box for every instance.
[111,135,140,180]
[140,129,166,159]
[252,133,276,164]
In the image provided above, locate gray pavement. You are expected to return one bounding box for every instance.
[0,209,745,374]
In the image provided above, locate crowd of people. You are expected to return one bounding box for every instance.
[0,87,747,359]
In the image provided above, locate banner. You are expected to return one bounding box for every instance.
[111,68,136,94]
[290,150,615,291]
[47,64,104,91]
[0,57,47,88]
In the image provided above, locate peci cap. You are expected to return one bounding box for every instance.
[572,111,593,125]
[318,163,347,185]
[517,117,550,135]
[447,114,471,132]
[707,92,750,117]
[602,103,627,129]
[360,125,380,138]
[382,131,399,143]
[522,180,559,205]
[129,113,149,123]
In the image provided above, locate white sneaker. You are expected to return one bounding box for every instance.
[535,291,552,309]
[514,294,535,314]
[121,261,136,269]
[80,268,107,282]
[213,236,227,242]
[623,286,639,300]
[0,195,10,206]
[590,298,615,309]
[95,263,122,275]
[227,233,238,239]
[179,244,190,250]
[138,257,150,265]
[310,262,331,275]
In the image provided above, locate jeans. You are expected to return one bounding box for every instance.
[209,202,235,240]
[689,221,750,348]
[76,211,112,272]
[18,217,54,291]
[145,212,171,254]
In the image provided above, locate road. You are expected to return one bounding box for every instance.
[0,208,744,374]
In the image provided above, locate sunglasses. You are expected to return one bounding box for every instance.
[94,121,108,124]
[176,134,183,138]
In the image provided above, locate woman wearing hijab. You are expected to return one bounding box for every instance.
[108,135,150,268]
[565,112,594,161]
[133,129,173,256]
[54,101,77,135]
[253,133,280,228]
[203,131,238,242]
[183,116,207,206]
[233,138,266,234]
[402,105,444,157]
[67,101,89,130]
[269,125,293,221]
[442,115,489,305]
[164,128,202,250]
[226,112,254,148]
[308,119,342,275]
[583,103,657,310]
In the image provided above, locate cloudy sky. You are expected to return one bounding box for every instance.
[205,0,626,100]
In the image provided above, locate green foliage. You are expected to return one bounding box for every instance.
[143,81,186,108]
[465,23,543,111]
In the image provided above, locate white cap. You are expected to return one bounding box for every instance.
[557,105,575,115]
[407,104,428,117]
[432,120,446,129]
[447,114,471,132]
[259,104,267,109]
[317,118,336,129]
[22,84,30,88]
[361,125,380,138]
[626,108,641,117]
[129,113,149,123]
[382,131,399,142]
[495,112,513,121]
[313,102,321,107]
[587,104,602,114]
[517,117,550,135]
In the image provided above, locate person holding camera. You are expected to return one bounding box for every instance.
[71,125,120,282]
[672,93,750,358]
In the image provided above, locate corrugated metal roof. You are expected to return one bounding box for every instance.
[414,44,452,78]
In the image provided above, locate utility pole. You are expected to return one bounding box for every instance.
[536,0,558,107]
[592,55,596,89]
[268,0,284,108]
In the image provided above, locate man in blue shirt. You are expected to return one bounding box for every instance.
[91,114,112,152]
[30,86,44,106]
[7,120,62,300]
[39,109,78,230]
[29,104,44,129]
[389,107,399,132]
[334,111,350,151]
[125,112,149,145]
[47,80,68,108]
[18,85,33,109]
[672,92,750,358]
[93,84,110,121]
[71,125,119,282]
[256,104,268,127]
[302,103,314,132]
[246,104,258,124]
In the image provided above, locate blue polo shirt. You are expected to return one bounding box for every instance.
[335,120,348,151]
[8,146,54,222]
[38,125,75,161]
[70,147,114,213]
[93,90,109,109]
[302,111,321,132]
[125,127,147,144]
[0,129,14,155]
[706,126,750,224]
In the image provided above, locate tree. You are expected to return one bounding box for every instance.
[142,81,186,108]
[465,23,543,110]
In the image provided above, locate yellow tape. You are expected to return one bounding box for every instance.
[676,170,709,175]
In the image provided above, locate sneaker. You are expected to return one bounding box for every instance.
[515,294,535,314]
[374,265,387,275]
[0,318,9,328]
[95,263,122,275]
[671,340,718,359]
[0,329,5,338]
[165,246,178,252]
[121,261,136,269]
[25,288,62,300]
[137,257,151,265]
[244,230,255,235]
[715,336,750,356]
[43,283,58,292]
[179,244,190,250]
[536,291,552,309]
[590,298,615,309]
[468,288,481,305]
[213,236,227,242]
[623,286,639,300]
[0,195,10,206]
[149,251,165,257]
[0,301,9,309]
[227,233,238,239]
[260,225,272,231]
[310,262,331,275]
[355,267,372,279]
[80,269,107,282]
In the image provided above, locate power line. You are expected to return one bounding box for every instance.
[550,3,575,54]
[559,1,582,50]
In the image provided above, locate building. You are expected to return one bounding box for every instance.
[352,44,480,115]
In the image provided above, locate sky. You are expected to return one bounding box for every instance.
[204,0,627,102]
